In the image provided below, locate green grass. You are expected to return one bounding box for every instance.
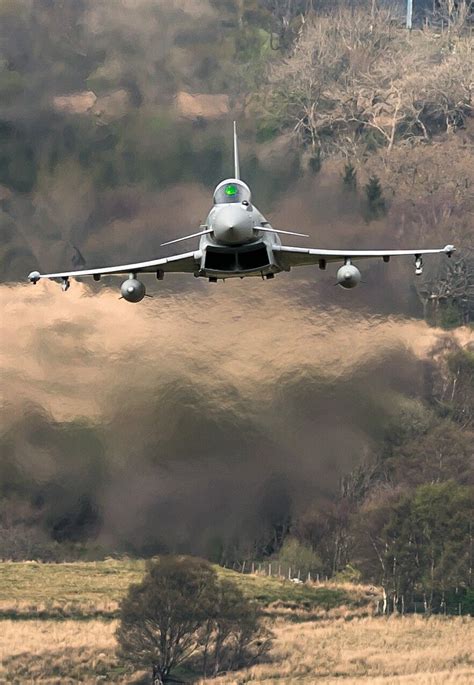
[0,559,364,619]
[218,567,351,610]
[0,559,145,618]
[0,559,145,605]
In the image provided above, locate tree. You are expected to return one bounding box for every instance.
[353,481,474,614]
[388,421,474,487]
[342,161,357,190]
[292,497,356,577]
[277,536,322,578]
[201,578,271,677]
[434,0,474,36]
[116,556,271,683]
[417,251,474,328]
[258,6,472,158]
[364,175,386,219]
[446,347,474,428]
[116,556,217,684]
[392,481,473,613]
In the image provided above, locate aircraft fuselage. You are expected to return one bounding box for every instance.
[197,178,283,280]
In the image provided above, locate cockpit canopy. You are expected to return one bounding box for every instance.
[213,179,251,205]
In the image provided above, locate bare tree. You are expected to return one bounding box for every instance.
[259,5,473,158]
[116,557,217,684]
[433,0,473,35]
[116,556,271,683]
[416,250,474,326]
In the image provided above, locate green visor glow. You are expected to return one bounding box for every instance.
[224,184,238,196]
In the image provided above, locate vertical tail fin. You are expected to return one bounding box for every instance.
[233,121,240,180]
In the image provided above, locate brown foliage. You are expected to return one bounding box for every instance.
[259,6,473,155]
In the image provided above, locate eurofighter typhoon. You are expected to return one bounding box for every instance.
[28,124,455,302]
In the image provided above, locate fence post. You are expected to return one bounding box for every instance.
[269,562,272,577]
[242,561,246,574]
[288,566,291,580]
[251,562,255,574]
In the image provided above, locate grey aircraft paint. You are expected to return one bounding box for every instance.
[28,123,455,301]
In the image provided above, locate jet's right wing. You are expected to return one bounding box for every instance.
[273,244,455,270]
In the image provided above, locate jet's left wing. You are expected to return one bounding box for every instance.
[28,250,200,285]
[273,244,455,271]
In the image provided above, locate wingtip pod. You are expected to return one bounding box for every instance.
[28,270,41,284]
[444,244,455,257]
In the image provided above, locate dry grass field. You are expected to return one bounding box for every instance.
[210,616,474,684]
[0,561,472,683]
[1,615,473,683]
[0,619,122,683]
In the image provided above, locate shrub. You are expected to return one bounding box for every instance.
[277,537,322,579]
[116,556,271,683]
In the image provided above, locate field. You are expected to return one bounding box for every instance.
[0,559,145,619]
[0,560,473,683]
[210,616,474,685]
[0,560,368,619]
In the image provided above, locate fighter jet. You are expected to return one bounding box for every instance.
[28,123,455,302]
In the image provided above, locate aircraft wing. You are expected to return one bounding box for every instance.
[273,244,455,270]
[28,250,200,283]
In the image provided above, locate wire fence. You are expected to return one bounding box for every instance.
[222,559,330,584]
[221,561,472,616]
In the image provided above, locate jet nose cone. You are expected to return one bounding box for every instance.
[213,205,254,244]
[216,205,252,231]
